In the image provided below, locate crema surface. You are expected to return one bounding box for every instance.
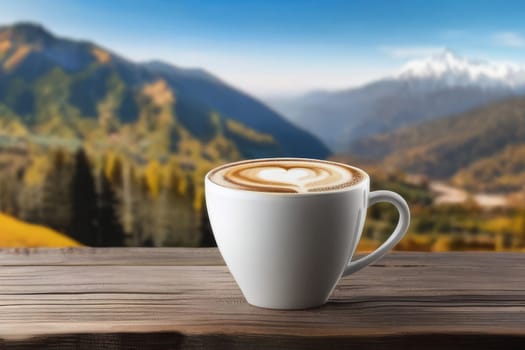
[209,159,364,193]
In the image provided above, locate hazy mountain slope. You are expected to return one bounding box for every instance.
[268,50,525,151]
[0,22,329,159]
[144,61,329,158]
[452,144,525,193]
[351,96,525,191]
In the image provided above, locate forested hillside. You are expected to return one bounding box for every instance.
[0,23,328,246]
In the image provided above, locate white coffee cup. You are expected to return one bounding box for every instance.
[205,158,410,309]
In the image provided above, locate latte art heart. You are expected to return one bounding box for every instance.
[209,159,364,193]
[257,168,312,183]
[256,167,329,190]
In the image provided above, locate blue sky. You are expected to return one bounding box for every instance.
[2,0,525,96]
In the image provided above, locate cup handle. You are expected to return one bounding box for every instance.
[342,190,410,277]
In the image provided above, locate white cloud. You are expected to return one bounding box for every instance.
[493,32,525,48]
[379,46,445,59]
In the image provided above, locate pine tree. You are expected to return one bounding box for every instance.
[151,189,172,246]
[133,173,152,246]
[97,171,125,246]
[121,162,137,245]
[69,148,98,246]
[199,197,216,247]
[0,174,20,216]
[41,149,72,233]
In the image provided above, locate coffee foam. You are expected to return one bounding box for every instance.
[209,159,364,193]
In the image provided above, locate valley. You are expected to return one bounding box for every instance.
[367,172,524,252]
[429,181,507,207]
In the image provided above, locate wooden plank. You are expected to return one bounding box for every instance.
[0,249,523,349]
[0,247,224,266]
[0,247,521,267]
[2,333,525,350]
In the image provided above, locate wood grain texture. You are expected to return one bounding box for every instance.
[0,249,524,349]
[0,248,223,266]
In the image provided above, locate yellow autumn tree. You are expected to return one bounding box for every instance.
[145,160,162,199]
[104,151,124,186]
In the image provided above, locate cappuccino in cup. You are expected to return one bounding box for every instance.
[205,158,409,309]
[209,158,364,193]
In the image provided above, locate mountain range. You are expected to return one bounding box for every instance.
[268,49,525,152]
[0,22,329,161]
[2,23,524,195]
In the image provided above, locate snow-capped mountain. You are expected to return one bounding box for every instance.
[267,50,525,151]
[396,49,525,89]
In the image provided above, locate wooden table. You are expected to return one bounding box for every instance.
[0,248,523,349]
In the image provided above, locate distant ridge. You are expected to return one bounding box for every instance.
[267,49,525,152]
